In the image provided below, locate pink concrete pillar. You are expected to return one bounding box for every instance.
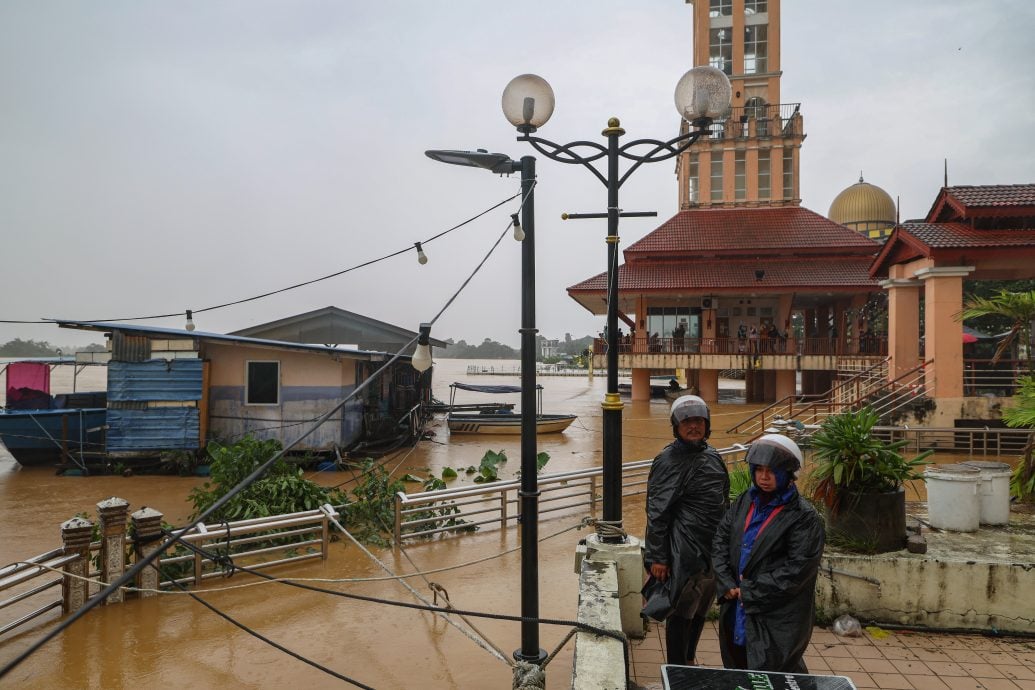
[698,369,719,403]
[630,368,651,401]
[917,266,973,399]
[775,370,796,400]
[882,278,921,381]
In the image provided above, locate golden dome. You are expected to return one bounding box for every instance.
[829,175,896,239]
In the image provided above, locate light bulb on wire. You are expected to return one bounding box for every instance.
[414,242,428,265]
[185,309,196,332]
[411,323,433,372]
[511,213,525,241]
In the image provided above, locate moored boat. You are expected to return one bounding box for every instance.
[444,382,576,435]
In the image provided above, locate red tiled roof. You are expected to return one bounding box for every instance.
[568,257,878,293]
[901,222,1035,249]
[946,184,1035,208]
[625,206,878,257]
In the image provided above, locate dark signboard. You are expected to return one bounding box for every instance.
[663,666,857,690]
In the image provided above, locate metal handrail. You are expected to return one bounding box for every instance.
[393,444,750,543]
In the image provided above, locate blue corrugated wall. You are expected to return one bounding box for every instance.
[107,408,200,451]
[106,359,203,451]
[108,360,203,401]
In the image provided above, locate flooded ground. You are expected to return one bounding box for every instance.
[0,359,763,688]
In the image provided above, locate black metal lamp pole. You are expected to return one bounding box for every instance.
[502,68,731,541]
[423,149,546,665]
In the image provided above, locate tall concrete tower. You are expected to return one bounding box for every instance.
[677,0,805,209]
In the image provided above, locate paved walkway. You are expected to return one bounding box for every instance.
[630,620,1035,689]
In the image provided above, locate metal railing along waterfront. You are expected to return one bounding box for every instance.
[393,445,751,543]
[0,505,340,639]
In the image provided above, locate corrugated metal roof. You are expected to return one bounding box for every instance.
[55,321,391,359]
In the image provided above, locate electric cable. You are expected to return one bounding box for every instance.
[0,204,523,681]
[1,191,518,326]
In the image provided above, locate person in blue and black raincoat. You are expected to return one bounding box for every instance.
[642,395,730,666]
[712,434,825,673]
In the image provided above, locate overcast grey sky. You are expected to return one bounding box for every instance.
[2,1,1033,350]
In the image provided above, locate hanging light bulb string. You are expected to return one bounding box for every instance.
[6,191,520,327]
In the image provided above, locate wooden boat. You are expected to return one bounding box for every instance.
[445,382,576,435]
[0,359,107,468]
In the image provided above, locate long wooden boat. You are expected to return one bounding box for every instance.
[446,412,577,435]
[444,382,576,435]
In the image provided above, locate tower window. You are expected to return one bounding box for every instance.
[687,152,699,204]
[758,150,771,200]
[711,155,724,202]
[735,151,746,201]
[745,0,767,14]
[783,148,794,200]
[709,0,732,18]
[709,28,733,75]
[744,24,768,74]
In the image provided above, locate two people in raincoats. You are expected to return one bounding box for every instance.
[642,395,730,666]
[712,434,826,673]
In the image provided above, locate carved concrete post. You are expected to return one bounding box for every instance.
[97,497,129,604]
[131,507,164,598]
[60,516,94,613]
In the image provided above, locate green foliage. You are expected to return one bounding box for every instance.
[187,437,346,522]
[728,462,753,500]
[344,459,408,546]
[1002,376,1035,502]
[441,467,458,479]
[809,408,932,508]
[472,449,507,483]
[958,287,1035,370]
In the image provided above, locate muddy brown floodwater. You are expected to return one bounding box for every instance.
[0,359,764,688]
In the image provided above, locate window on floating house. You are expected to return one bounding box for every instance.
[247,361,280,405]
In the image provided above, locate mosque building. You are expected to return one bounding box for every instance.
[828,175,898,241]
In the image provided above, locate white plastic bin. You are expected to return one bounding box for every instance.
[924,464,980,532]
[962,460,1012,526]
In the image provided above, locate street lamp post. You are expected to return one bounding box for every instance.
[424,149,547,665]
[501,67,731,540]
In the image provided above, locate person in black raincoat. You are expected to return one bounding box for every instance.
[712,434,825,673]
[642,395,729,666]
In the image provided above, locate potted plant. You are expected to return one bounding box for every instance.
[808,407,932,552]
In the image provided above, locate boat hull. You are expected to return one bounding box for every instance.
[446,413,576,435]
[0,408,107,467]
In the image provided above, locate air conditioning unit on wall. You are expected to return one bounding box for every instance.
[702,298,717,309]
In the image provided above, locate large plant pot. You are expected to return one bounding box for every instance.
[827,487,906,553]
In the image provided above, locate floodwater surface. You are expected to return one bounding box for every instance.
[0,359,762,688]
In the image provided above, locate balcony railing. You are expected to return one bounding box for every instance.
[699,102,802,140]
[595,334,888,358]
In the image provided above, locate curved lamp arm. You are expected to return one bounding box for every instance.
[518,134,609,187]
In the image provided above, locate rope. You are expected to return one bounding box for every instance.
[513,661,546,689]
[584,517,628,541]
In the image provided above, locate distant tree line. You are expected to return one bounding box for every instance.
[0,339,106,357]
[437,333,595,360]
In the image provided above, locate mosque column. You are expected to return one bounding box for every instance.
[698,369,719,403]
[916,266,974,399]
[881,277,921,381]
[775,370,796,400]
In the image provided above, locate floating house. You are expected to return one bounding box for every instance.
[55,319,432,462]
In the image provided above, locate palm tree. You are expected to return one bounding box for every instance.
[957,289,1035,373]
[958,289,1035,502]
